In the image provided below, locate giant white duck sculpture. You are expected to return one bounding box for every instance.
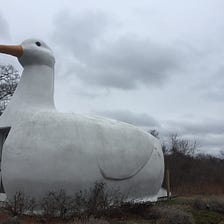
[0,39,164,200]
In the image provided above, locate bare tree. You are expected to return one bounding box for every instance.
[219,149,224,160]
[5,191,37,216]
[169,133,197,156]
[0,65,20,115]
[40,182,126,220]
[149,129,159,139]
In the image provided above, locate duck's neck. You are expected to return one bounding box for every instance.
[5,64,56,112]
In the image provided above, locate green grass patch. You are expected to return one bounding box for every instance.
[157,196,193,206]
[192,209,224,224]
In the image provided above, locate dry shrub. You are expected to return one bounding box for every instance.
[5,191,37,216]
[151,207,195,224]
[193,197,209,210]
[193,196,224,214]
[114,201,153,220]
[0,216,21,224]
[72,182,126,219]
[207,196,224,214]
[173,183,224,195]
[3,183,126,221]
[71,216,110,224]
[39,182,126,220]
[40,189,74,219]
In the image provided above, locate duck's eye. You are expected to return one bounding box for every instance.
[35,41,41,47]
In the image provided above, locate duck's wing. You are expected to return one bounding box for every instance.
[96,122,155,180]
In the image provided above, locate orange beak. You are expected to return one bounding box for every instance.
[0,45,23,58]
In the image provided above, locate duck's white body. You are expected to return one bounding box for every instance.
[0,39,164,200]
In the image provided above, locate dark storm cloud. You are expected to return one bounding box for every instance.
[95,110,159,127]
[53,11,181,90]
[0,12,10,39]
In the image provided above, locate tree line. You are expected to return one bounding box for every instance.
[150,130,224,195]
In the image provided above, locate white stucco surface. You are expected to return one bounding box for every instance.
[0,39,164,200]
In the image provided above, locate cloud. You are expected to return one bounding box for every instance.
[50,8,224,155]
[52,10,110,60]
[161,119,224,154]
[75,37,180,89]
[201,66,224,101]
[164,119,224,136]
[94,109,159,127]
[52,10,181,90]
[93,111,224,154]
[92,111,224,154]
[0,12,10,39]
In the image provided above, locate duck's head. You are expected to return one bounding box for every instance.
[0,38,55,67]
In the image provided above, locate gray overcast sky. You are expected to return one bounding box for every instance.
[1,0,224,155]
